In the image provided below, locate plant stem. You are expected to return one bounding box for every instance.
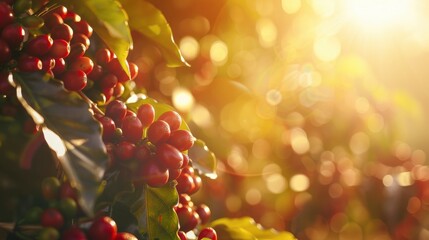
[78,91,105,116]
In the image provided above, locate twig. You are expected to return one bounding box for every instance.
[78,91,105,116]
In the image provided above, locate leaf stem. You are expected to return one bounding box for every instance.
[33,2,60,17]
[78,91,105,116]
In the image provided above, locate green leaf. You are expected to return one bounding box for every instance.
[113,183,179,240]
[209,217,296,240]
[139,184,179,240]
[13,72,108,216]
[55,0,132,76]
[188,139,217,179]
[119,0,189,67]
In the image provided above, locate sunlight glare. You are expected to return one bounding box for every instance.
[345,0,417,30]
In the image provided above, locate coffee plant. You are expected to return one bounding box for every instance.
[0,0,295,239]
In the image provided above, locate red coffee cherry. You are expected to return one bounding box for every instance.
[138,158,169,187]
[135,144,151,162]
[1,23,25,49]
[0,71,13,95]
[176,205,199,232]
[25,35,53,57]
[69,56,94,74]
[178,231,187,240]
[49,39,70,58]
[51,23,73,42]
[43,13,64,29]
[88,64,103,81]
[51,5,68,18]
[115,232,138,240]
[71,33,90,49]
[88,216,117,240]
[99,116,116,142]
[129,62,139,80]
[62,70,87,91]
[99,73,118,89]
[105,100,127,123]
[156,143,184,169]
[62,226,87,240]
[158,111,182,131]
[195,204,211,225]
[0,2,14,29]
[107,58,130,82]
[198,227,217,240]
[121,115,143,143]
[41,57,55,72]
[168,130,195,151]
[114,141,136,161]
[70,20,93,37]
[52,58,66,75]
[0,39,11,65]
[40,208,64,229]
[137,103,155,128]
[176,173,195,194]
[41,177,60,200]
[95,48,112,65]
[147,120,170,145]
[66,43,86,60]
[18,55,42,72]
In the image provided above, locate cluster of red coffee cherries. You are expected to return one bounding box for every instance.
[20,176,138,240]
[176,193,217,240]
[99,99,196,188]
[0,1,138,99]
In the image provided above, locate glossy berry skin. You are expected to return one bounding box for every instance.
[196,204,211,225]
[70,20,93,37]
[40,208,64,229]
[49,39,70,58]
[147,120,171,145]
[0,39,11,65]
[178,231,187,240]
[51,23,73,42]
[43,13,64,29]
[135,144,150,162]
[18,56,42,72]
[168,130,195,151]
[115,232,138,240]
[156,143,184,169]
[137,103,155,128]
[189,175,202,195]
[66,43,86,60]
[62,226,87,240]
[95,48,112,65]
[107,58,130,82]
[138,159,169,187]
[25,35,53,57]
[88,216,117,240]
[121,116,143,142]
[115,141,136,161]
[105,100,127,123]
[70,56,94,74]
[0,2,14,29]
[176,205,199,232]
[198,228,217,240]
[41,58,55,72]
[71,33,90,49]
[52,58,66,75]
[176,173,195,194]
[129,62,139,80]
[99,116,116,142]
[1,24,25,49]
[62,70,87,91]
[99,73,118,89]
[158,111,182,131]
